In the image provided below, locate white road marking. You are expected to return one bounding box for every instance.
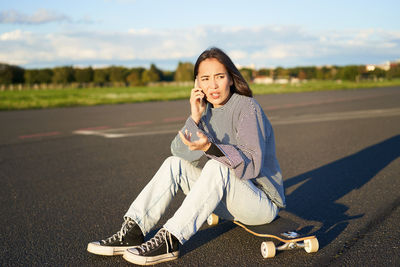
[73,128,179,138]
[73,108,400,138]
[271,108,400,125]
[73,123,182,138]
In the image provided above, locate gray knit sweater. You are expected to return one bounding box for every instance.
[171,93,286,208]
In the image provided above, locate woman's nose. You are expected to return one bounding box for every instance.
[209,78,218,89]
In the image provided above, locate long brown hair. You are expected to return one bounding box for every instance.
[194,47,253,97]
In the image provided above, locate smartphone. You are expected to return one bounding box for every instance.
[194,78,207,103]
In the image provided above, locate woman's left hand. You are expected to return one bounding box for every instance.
[179,130,211,151]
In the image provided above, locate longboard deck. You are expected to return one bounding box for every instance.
[236,216,299,235]
[233,219,316,244]
[207,214,319,257]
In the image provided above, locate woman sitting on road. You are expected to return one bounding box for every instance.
[87,47,286,265]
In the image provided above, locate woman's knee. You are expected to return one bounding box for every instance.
[162,156,197,177]
[163,156,180,165]
[201,159,231,187]
[203,159,227,171]
[163,156,189,169]
[157,156,182,180]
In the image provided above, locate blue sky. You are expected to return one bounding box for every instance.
[1,0,399,70]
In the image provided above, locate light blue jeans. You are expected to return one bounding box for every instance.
[125,156,278,244]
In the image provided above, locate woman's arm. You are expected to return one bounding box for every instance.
[171,79,210,162]
[190,79,206,124]
[170,117,205,162]
[205,101,270,180]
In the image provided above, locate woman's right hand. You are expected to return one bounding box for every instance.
[190,79,206,124]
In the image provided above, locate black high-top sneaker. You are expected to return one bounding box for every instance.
[123,228,179,265]
[87,217,144,256]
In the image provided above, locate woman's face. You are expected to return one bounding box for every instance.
[197,58,233,108]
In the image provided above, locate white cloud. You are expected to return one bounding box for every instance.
[1,25,399,68]
[0,9,71,24]
[0,29,25,41]
[229,50,248,61]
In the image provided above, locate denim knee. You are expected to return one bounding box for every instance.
[203,159,227,171]
[163,155,181,167]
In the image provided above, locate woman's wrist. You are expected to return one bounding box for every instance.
[191,114,200,125]
[202,142,212,152]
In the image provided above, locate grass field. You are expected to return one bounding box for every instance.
[1,79,400,110]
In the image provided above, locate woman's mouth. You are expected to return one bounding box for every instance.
[210,93,220,99]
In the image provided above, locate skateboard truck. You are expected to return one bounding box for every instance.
[261,237,319,258]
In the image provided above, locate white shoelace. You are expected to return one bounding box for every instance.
[138,228,170,253]
[102,219,134,244]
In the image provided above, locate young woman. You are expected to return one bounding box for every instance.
[87,47,286,265]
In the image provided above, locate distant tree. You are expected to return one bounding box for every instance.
[52,66,74,84]
[0,63,24,84]
[370,68,386,79]
[287,67,299,78]
[109,66,129,83]
[316,66,330,80]
[337,65,361,81]
[126,67,145,86]
[316,67,323,80]
[93,68,109,85]
[239,68,253,83]
[174,62,194,81]
[37,68,53,83]
[24,69,40,84]
[386,64,400,79]
[257,68,271,76]
[273,67,288,79]
[0,64,12,85]
[162,70,175,82]
[13,65,24,84]
[74,67,94,83]
[142,63,162,84]
[329,66,338,80]
[298,70,307,80]
[300,67,317,79]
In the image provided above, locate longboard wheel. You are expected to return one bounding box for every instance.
[261,241,276,258]
[304,238,319,253]
[207,214,219,226]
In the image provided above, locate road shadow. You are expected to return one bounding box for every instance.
[284,134,400,248]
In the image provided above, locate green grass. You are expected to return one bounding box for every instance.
[1,79,400,110]
[251,79,400,94]
[0,86,191,110]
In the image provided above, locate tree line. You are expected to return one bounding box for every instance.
[0,62,194,87]
[1,61,399,88]
[240,64,400,83]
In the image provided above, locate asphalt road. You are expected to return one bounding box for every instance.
[1,86,399,266]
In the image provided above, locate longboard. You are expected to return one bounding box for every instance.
[207,214,319,258]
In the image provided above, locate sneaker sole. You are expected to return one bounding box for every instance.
[123,249,179,265]
[87,242,135,256]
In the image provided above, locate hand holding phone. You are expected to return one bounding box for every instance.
[190,78,206,124]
